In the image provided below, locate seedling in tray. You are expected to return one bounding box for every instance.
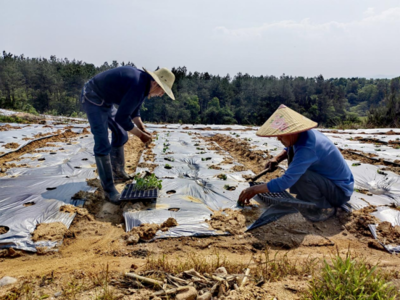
[133,173,162,191]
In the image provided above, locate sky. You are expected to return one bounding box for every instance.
[1,0,399,79]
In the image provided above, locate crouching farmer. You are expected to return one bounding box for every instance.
[81,66,175,203]
[238,104,354,221]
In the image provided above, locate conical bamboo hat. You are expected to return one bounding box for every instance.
[256,104,318,137]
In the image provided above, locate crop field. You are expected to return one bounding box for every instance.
[1,109,400,299]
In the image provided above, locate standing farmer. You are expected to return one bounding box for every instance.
[238,104,354,221]
[81,66,175,203]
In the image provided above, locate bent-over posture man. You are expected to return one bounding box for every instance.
[238,104,354,221]
[81,66,175,203]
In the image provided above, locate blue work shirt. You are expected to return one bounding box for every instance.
[88,66,152,131]
[267,129,354,197]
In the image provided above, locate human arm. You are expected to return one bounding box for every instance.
[267,147,318,192]
[264,149,288,170]
[132,116,150,135]
[129,127,152,145]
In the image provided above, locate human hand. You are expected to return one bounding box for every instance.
[141,132,152,145]
[264,158,279,171]
[238,186,259,206]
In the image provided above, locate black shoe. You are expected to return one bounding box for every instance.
[95,155,121,204]
[298,207,336,222]
[110,146,132,183]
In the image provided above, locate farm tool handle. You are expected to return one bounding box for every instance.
[248,167,273,182]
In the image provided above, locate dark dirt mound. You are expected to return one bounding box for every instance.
[4,142,19,149]
[339,206,379,238]
[376,221,400,245]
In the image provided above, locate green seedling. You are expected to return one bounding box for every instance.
[273,148,277,151]
[224,184,236,191]
[375,149,381,151]
[194,143,200,146]
[352,163,361,166]
[133,173,162,191]
[217,174,227,180]
[377,169,386,175]
[263,143,268,146]
[165,157,175,162]
[165,164,173,169]
[196,147,205,150]
[201,157,212,161]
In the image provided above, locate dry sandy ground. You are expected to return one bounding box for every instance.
[1,132,400,299]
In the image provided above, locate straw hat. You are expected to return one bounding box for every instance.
[256,104,318,137]
[143,67,175,100]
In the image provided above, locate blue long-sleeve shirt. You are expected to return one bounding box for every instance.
[267,129,354,197]
[88,66,152,131]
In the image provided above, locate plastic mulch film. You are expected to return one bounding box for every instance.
[0,130,97,252]
[125,130,259,238]
[246,204,299,231]
[368,207,400,253]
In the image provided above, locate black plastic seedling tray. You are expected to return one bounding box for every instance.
[120,183,158,201]
[249,182,317,209]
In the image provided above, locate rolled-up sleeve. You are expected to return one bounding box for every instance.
[267,147,318,192]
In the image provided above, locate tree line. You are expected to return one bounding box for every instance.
[0,51,399,127]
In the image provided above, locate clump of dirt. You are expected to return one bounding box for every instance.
[0,226,9,235]
[209,164,222,170]
[207,209,247,235]
[4,142,19,149]
[232,165,246,172]
[32,222,68,242]
[71,190,87,200]
[137,162,158,172]
[376,221,400,245]
[0,124,21,131]
[60,205,89,217]
[160,217,178,231]
[82,127,90,134]
[221,157,234,164]
[339,206,379,238]
[130,224,161,241]
[130,218,178,241]
[86,178,101,188]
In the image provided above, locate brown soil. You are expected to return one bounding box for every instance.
[0,124,21,131]
[202,134,283,181]
[137,162,158,172]
[341,149,400,174]
[376,221,400,245]
[4,142,20,149]
[0,226,9,235]
[338,206,379,239]
[207,209,247,235]
[31,222,68,242]
[60,205,90,217]
[0,129,81,174]
[130,218,178,240]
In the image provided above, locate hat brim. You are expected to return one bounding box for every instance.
[143,67,175,100]
[256,124,318,137]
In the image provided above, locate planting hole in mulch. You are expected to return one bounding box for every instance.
[168,208,180,212]
[46,187,57,191]
[50,152,56,155]
[74,166,81,169]
[23,202,35,207]
[81,158,88,161]
[164,165,173,169]
[0,226,10,235]
[166,190,176,194]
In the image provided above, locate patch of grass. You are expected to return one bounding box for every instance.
[0,114,38,124]
[305,254,399,299]
[89,265,118,300]
[62,276,87,300]
[144,252,247,276]
[254,248,319,282]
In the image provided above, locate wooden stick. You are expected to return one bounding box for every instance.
[125,272,163,288]
[240,268,250,288]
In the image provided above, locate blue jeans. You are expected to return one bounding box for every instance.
[290,170,351,209]
[81,84,128,156]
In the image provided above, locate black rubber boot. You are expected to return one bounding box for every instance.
[95,155,121,204]
[110,146,132,183]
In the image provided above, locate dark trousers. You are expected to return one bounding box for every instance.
[81,88,128,156]
[287,147,350,209]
